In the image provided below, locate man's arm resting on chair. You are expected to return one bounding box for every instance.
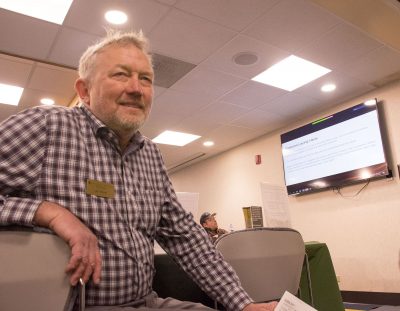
[243,302,278,311]
[34,201,101,286]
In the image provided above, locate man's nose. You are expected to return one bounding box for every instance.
[126,76,143,95]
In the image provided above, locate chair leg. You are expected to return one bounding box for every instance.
[79,278,86,311]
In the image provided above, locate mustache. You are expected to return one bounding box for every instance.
[117,97,145,109]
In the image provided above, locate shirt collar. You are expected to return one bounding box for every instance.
[77,103,145,152]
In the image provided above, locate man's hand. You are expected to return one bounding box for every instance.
[34,201,101,286]
[243,301,278,311]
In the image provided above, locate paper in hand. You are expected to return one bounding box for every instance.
[275,291,317,311]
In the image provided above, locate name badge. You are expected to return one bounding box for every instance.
[86,179,115,198]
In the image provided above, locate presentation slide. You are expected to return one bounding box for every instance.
[282,111,385,186]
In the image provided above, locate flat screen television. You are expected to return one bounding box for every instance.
[280,99,390,195]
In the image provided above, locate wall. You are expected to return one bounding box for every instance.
[170,80,400,293]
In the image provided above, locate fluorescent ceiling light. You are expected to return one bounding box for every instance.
[0,0,73,25]
[0,83,24,106]
[105,10,128,25]
[152,130,200,146]
[252,55,331,91]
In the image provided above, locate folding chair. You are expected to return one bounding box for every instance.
[215,227,313,304]
[0,226,85,311]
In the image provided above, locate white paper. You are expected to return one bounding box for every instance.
[276,291,317,311]
[260,182,291,228]
[176,192,199,220]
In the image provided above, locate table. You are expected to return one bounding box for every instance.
[153,242,344,310]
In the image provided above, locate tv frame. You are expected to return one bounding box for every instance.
[280,99,391,196]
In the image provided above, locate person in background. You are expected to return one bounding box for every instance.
[0,30,276,311]
[200,212,228,243]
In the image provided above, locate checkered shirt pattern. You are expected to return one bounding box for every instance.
[0,105,252,310]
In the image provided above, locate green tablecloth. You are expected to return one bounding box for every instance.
[300,242,344,311]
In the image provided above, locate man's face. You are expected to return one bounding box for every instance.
[202,216,218,230]
[82,44,154,135]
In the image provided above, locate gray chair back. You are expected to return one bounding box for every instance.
[0,227,75,311]
[215,227,305,303]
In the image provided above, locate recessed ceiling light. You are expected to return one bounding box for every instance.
[152,130,200,146]
[251,55,331,91]
[0,83,24,106]
[0,0,73,25]
[104,10,128,25]
[203,141,214,147]
[40,98,55,105]
[321,83,336,92]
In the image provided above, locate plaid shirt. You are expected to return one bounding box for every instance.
[0,105,252,310]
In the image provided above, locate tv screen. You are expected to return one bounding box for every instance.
[281,99,390,195]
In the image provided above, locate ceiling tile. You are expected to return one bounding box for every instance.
[341,46,400,86]
[27,63,77,98]
[257,92,321,119]
[48,27,101,68]
[153,89,212,118]
[229,108,287,131]
[297,22,383,70]
[220,80,285,109]
[195,101,251,125]
[16,88,73,112]
[175,0,279,31]
[0,9,59,60]
[171,66,245,101]
[0,103,18,122]
[295,70,375,106]
[0,54,33,87]
[64,0,170,36]
[149,8,237,64]
[244,0,340,53]
[201,35,288,79]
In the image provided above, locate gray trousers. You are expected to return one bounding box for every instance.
[85,292,215,311]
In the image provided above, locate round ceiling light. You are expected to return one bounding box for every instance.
[321,83,336,92]
[105,10,128,25]
[40,98,55,105]
[232,52,258,66]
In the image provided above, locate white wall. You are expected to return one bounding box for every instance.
[170,80,400,293]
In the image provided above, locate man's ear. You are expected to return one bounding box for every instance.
[75,78,90,104]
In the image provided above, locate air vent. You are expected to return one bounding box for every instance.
[167,152,206,174]
[152,53,196,88]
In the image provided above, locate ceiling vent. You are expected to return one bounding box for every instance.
[167,152,206,174]
[152,53,196,88]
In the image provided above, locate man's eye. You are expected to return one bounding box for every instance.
[141,76,153,84]
[114,72,128,77]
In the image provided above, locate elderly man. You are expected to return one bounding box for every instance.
[0,30,276,311]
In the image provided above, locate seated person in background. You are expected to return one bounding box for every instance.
[200,212,228,243]
[0,30,276,311]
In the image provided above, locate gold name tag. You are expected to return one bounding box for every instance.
[86,179,115,198]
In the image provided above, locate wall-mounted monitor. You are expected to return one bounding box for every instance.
[280,99,390,195]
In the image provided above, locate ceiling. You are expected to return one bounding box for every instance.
[1,0,400,172]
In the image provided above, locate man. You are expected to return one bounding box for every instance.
[0,30,276,311]
[200,212,228,243]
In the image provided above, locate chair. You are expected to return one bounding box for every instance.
[215,227,312,304]
[0,226,82,311]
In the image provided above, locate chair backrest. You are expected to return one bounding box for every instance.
[0,227,74,311]
[215,227,305,303]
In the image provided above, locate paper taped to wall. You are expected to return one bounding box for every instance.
[260,182,291,228]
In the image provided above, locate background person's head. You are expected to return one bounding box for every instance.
[75,30,154,139]
[200,212,218,230]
